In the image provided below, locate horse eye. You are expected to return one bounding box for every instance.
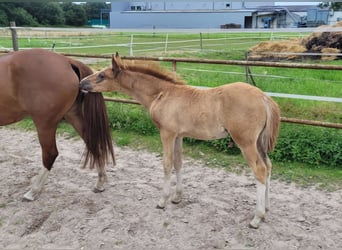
[97,72,105,82]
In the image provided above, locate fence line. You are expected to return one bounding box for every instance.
[103,97,342,129]
[0,27,309,55]
[0,50,340,129]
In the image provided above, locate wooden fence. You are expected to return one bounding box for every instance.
[57,52,342,129]
[0,50,340,129]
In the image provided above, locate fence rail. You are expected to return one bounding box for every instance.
[0,50,340,129]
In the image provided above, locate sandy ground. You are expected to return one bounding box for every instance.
[0,127,341,249]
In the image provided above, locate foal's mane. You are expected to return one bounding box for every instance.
[121,59,186,85]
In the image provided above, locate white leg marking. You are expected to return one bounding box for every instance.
[23,168,50,201]
[172,168,183,204]
[94,169,107,192]
[250,180,266,229]
[265,174,271,211]
[158,175,171,208]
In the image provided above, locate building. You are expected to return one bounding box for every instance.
[109,1,330,29]
[252,5,330,28]
[110,1,271,29]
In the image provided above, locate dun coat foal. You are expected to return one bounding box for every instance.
[0,49,115,200]
[80,53,280,228]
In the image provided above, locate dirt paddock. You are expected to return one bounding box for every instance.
[0,127,341,249]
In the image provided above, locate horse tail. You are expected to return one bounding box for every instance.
[69,58,115,170]
[82,93,116,169]
[258,95,281,154]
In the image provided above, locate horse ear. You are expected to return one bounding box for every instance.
[112,53,121,71]
[112,53,122,77]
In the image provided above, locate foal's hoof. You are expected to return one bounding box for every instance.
[156,204,165,209]
[93,187,105,193]
[249,216,264,229]
[171,199,182,204]
[22,190,36,201]
[249,221,259,229]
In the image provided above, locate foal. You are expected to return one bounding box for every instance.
[80,54,280,228]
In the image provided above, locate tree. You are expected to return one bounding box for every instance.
[0,9,8,26]
[7,7,38,26]
[24,3,64,25]
[319,2,342,11]
[331,2,342,11]
[62,3,87,26]
[84,2,110,20]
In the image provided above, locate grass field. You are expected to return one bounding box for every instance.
[1,28,341,189]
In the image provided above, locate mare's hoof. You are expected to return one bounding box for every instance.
[156,204,165,209]
[93,187,105,193]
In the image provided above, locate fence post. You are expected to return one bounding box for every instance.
[9,21,19,51]
[245,52,249,83]
[164,33,169,53]
[200,32,203,50]
[130,34,134,56]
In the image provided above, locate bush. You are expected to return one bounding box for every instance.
[107,102,341,168]
[271,124,341,168]
[107,102,158,136]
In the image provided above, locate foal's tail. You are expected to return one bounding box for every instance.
[258,95,281,153]
[69,58,115,170]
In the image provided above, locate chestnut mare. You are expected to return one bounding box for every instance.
[80,53,280,228]
[0,49,115,201]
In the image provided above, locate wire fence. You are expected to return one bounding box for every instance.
[0,26,312,56]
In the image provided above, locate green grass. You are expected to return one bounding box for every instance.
[1,29,341,191]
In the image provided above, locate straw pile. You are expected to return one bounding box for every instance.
[248,39,306,60]
[249,21,342,61]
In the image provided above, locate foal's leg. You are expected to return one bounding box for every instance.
[172,137,183,204]
[265,156,272,211]
[23,126,58,201]
[241,144,267,229]
[157,130,176,209]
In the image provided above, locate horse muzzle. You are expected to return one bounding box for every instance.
[79,79,93,93]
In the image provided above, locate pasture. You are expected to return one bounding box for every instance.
[0,28,341,248]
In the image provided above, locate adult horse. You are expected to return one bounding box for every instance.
[80,53,280,228]
[0,49,115,201]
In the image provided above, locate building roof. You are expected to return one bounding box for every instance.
[256,5,319,12]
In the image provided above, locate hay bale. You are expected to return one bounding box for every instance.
[249,21,342,61]
[321,47,340,60]
[248,39,306,60]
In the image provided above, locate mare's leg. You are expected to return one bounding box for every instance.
[23,126,58,201]
[172,137,183,204]
[157,130,176,209]
[64,105,107,192]
[240,144,267,229]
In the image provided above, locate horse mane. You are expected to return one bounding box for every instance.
[121,59,186,85]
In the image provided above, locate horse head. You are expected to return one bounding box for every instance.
[80,52,123,93]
